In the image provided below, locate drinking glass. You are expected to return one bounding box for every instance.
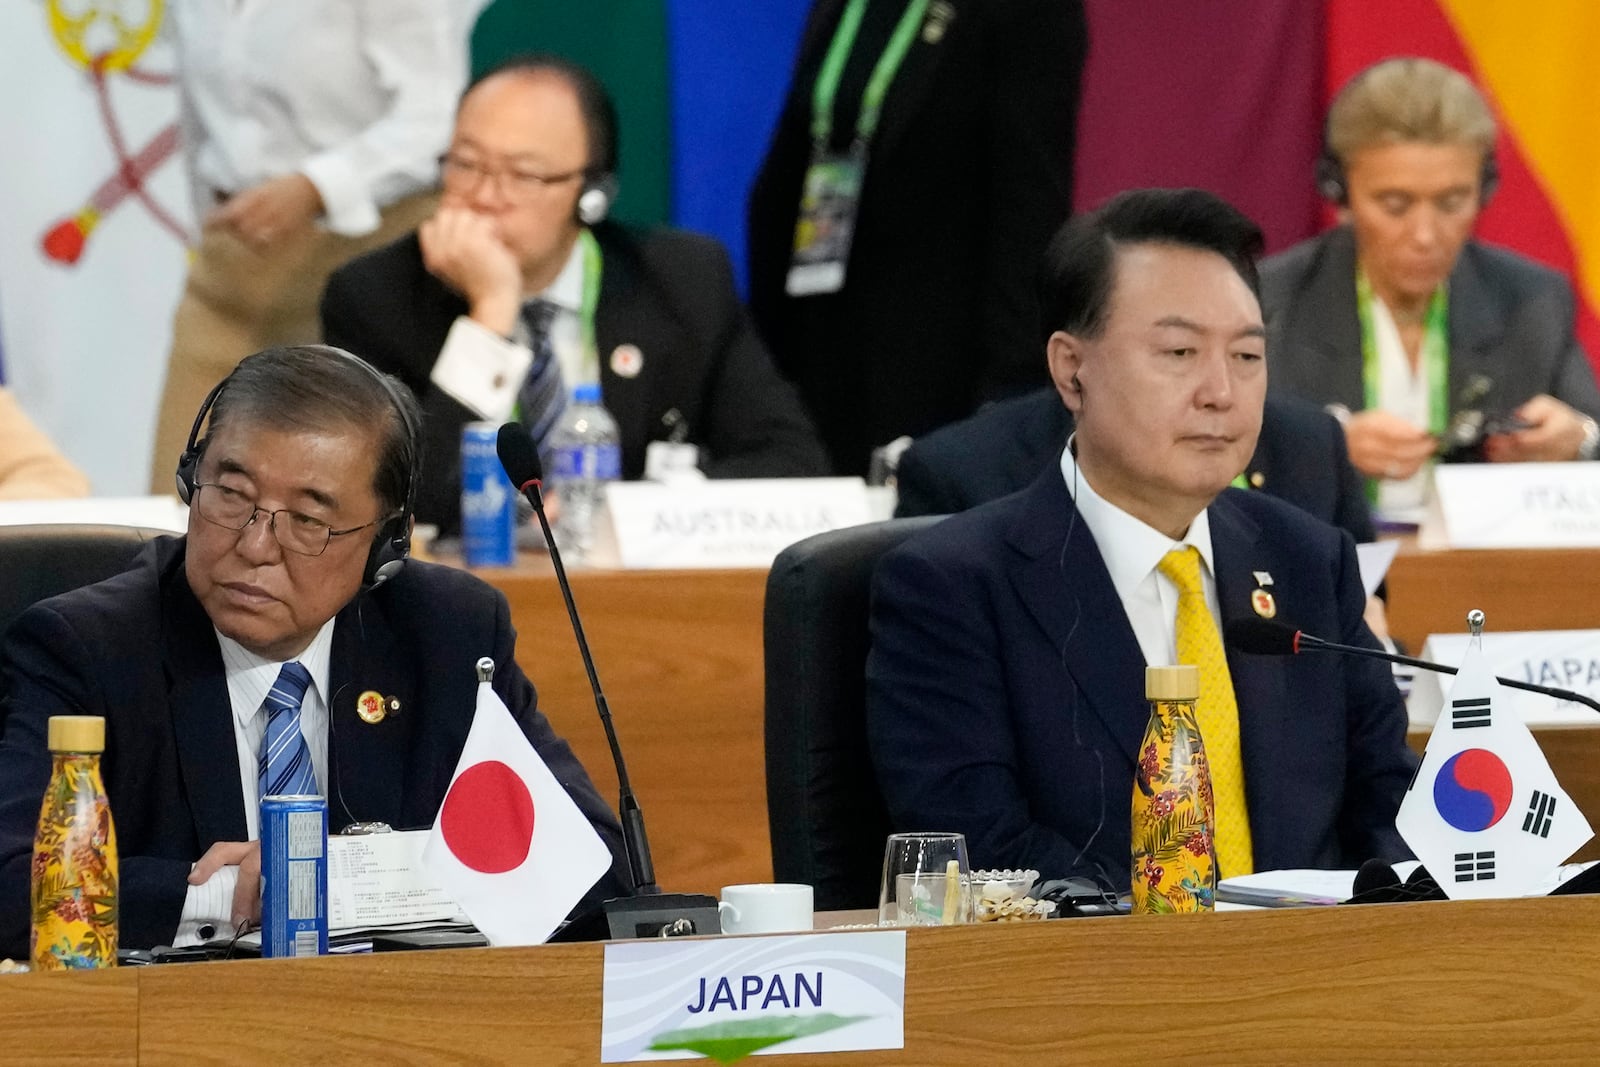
[878,832,972,926]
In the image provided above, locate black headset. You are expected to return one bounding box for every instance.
[1314,60,1499,207]
[174,347,420,589]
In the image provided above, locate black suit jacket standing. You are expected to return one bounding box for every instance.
[895,388,1375,546]
[747,0,1088,475]
[321,223,828,531]
[867,466,1416,889]
[0,538,629,955]
[1261,226,1600,423]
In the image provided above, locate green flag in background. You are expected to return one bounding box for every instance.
[470,0,672,227]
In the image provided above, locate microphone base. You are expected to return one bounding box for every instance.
[548,892,722,942]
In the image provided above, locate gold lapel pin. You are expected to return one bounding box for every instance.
[356,690,387,725]
[1251,588,1277,619]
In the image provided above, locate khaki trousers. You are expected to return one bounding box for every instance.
[147,191,438,493]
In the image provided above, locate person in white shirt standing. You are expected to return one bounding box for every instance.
[147,0,482,492]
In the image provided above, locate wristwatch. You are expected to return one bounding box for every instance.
[1578,416,1600,461]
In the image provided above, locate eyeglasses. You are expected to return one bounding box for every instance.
[438,151,586,201]
[192,482,389,557]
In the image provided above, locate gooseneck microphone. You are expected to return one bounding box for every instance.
[496,423,656,893]
[1225,617,1600,715]
[496,424,721,939]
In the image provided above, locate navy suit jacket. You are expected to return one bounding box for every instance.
[1262,226,1600,422]
[895,389,1374,546]
[322,223,828,532]
[0,538,630,955]
[866,466,1416,890]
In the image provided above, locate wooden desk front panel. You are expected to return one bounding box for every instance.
[1385,544,1600,652]
[0,967,138,1064]
[481,563,772,896]
[137,946,602,1066]
[116,896,1600,1063]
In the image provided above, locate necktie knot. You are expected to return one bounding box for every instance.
[1157,545,1205,597]
[267,661,312,710]
[523,298,558,338]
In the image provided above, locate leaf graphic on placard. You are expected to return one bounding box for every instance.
[646,1013,870,1063]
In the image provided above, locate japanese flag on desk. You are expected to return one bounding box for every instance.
[1397,640,1592,899]
[421,676,613,945]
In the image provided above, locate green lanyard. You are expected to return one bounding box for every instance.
[1355,268,1449,434]
[577,228,603,380]
[810,0,931,148]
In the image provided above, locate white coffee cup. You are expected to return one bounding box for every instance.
[718,883,814,934]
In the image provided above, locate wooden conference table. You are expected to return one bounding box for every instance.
[459,541,1600,895]
[9,895,1600,1063]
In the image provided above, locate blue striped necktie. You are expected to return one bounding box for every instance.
[518,299,567,453]
[258,662,318,799]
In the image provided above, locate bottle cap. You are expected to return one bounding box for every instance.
[572,382,602,406]
[1146,665,1199,702]
[47,715,105,753]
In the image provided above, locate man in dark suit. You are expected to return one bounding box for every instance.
[895,389,1374,545]
[323,56,826,532]
[866,190,1416,891]
[1262,58,1600,522]
[747,0,1088,476]
[0,347,629,956]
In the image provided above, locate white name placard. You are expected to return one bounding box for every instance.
[1434,462,1600,547]
[600,930,905,1062]
[606,478,873,569]
[1408,630,1600,729]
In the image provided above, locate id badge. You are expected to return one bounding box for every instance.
[644,440,703,482]
[786,143,867,297]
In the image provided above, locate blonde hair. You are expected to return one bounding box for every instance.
[1326,57,1496,163]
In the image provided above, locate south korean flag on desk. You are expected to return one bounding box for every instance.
[1397,641,1593,899]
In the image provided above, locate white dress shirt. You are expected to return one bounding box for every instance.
[1059,443,1222,668]
[167,0,476,236]
[1369,296,1434,521]
[173,619,336,945]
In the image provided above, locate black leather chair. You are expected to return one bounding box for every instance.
[0,524,163,640]
[763,516,942,911]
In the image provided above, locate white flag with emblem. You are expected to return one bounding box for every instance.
[1396,638,1592,899]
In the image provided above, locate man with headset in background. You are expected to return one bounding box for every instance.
[321,55,828,534]
[0,346,630,956]
[1263,57,1600,525]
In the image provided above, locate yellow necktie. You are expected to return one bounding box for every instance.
[1156,546,1254,877]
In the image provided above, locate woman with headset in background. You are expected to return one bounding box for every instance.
[1261,57,1600,526]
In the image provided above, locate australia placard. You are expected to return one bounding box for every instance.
[606,478,873,569]
[1434,462,1600,548]
[600,930,905,1062]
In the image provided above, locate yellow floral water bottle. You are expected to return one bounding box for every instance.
[1131,666,1216,914]
[31,715,118,969]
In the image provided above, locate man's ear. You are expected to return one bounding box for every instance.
[1047,331,1085,414]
